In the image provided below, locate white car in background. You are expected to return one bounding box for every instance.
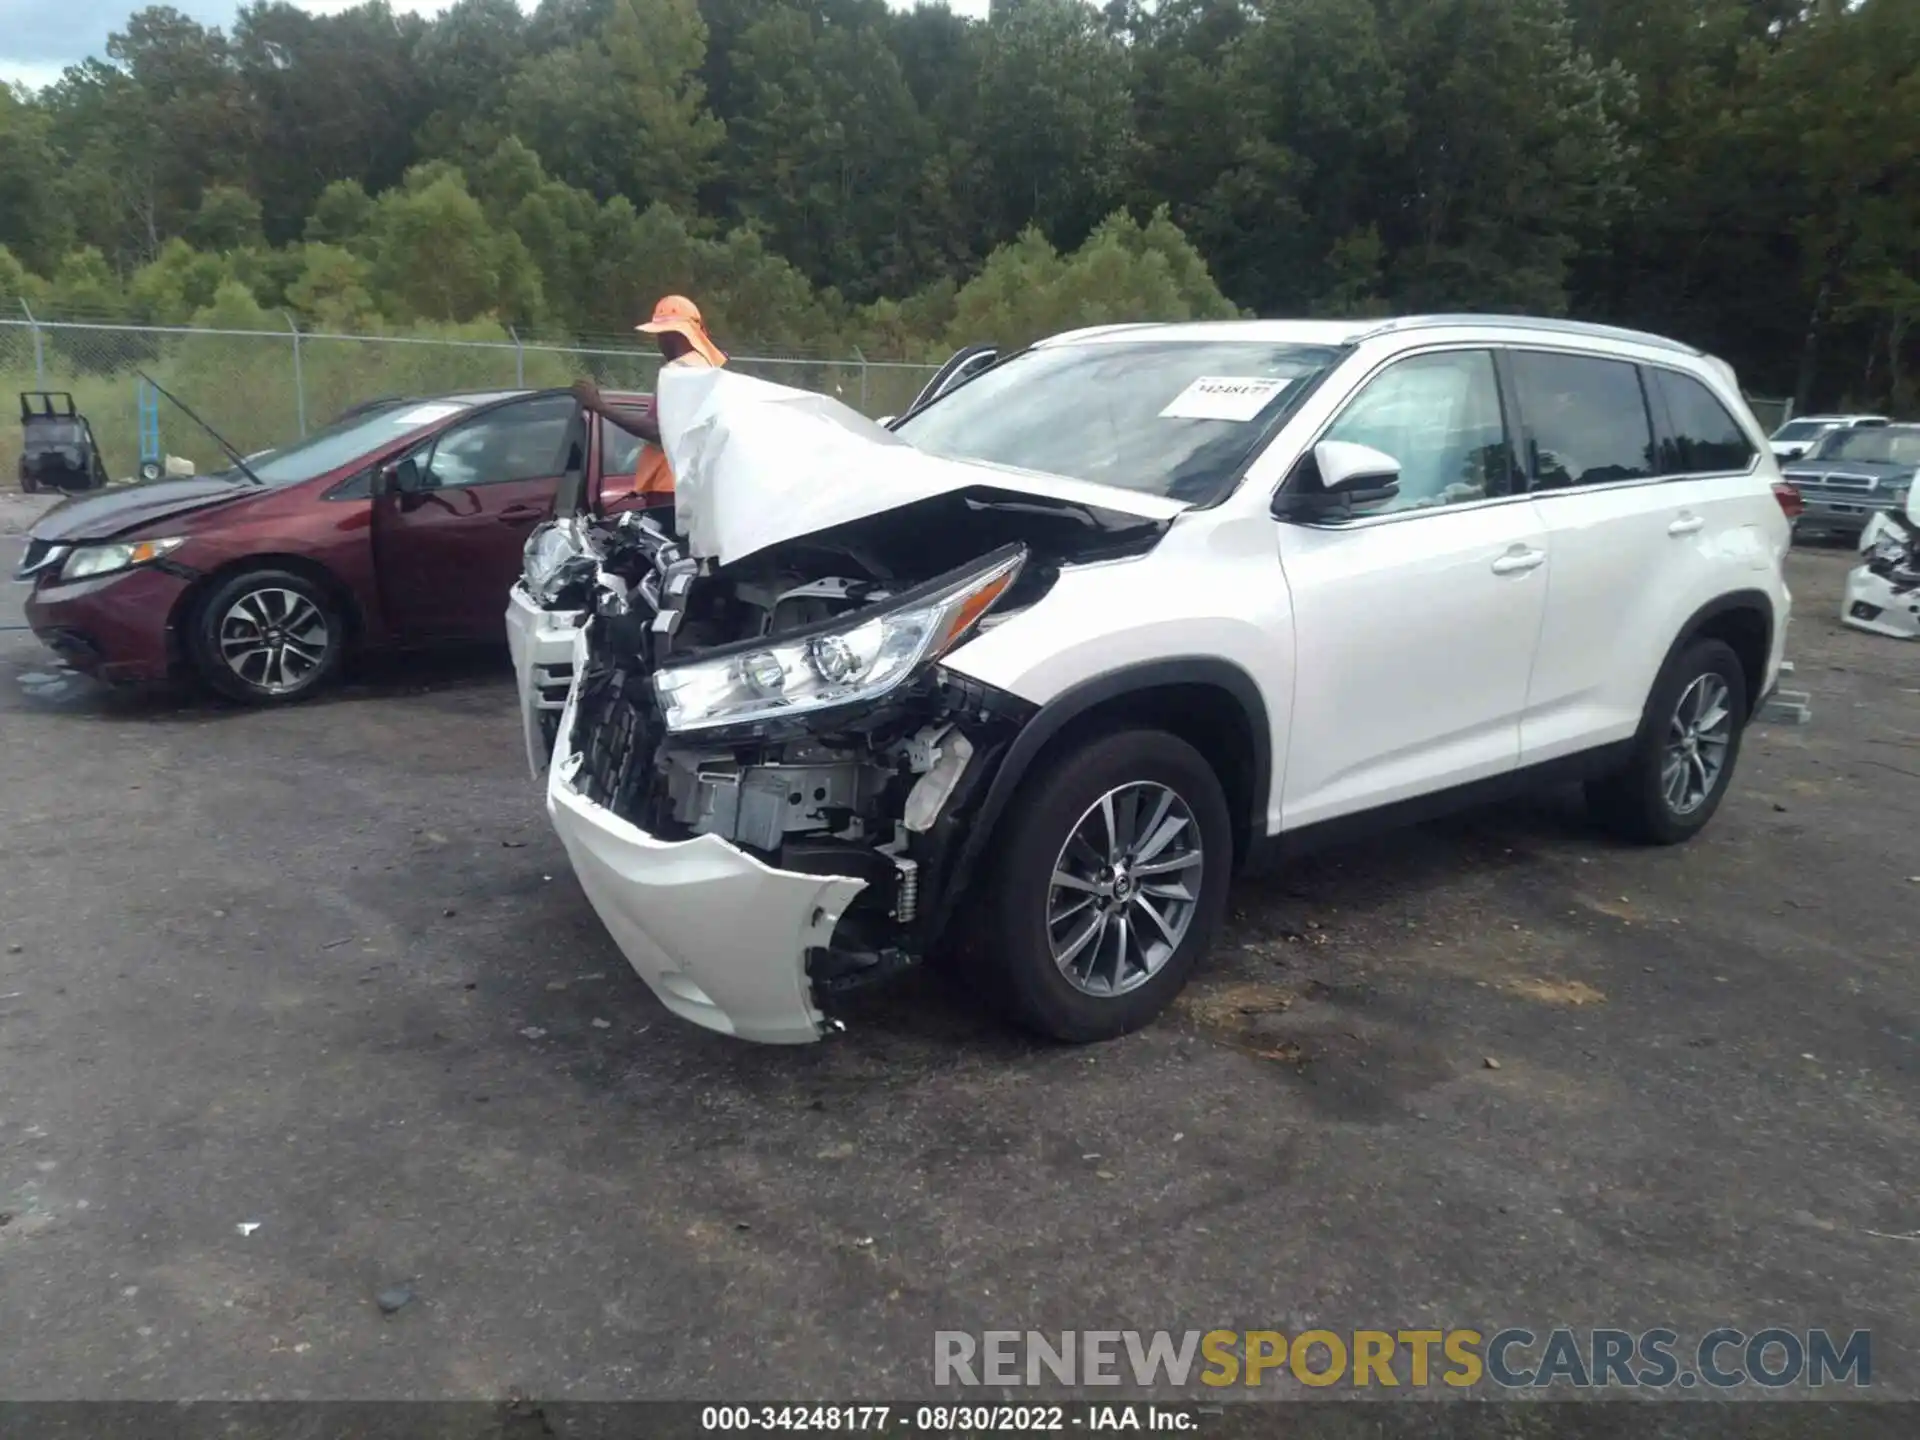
[525,316,1792,1046]
[1768,413,1888,462]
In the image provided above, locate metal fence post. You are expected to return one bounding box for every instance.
[22,300,45,389]
[854,347,869,413]
[509,325,525,387]
[284,312,307,437]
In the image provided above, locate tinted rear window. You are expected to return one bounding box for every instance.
[1652,369,1756,474]
[1511,351,1657,489]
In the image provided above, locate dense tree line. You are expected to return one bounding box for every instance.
[1,0,1915,408]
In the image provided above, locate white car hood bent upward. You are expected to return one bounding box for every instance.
[654,366,1187,567]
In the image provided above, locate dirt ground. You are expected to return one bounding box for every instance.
[2,493,1917,1408]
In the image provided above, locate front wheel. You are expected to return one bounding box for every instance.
[1586,637,1748,844]
[187,569,344,704]
[976,729,1233,1042]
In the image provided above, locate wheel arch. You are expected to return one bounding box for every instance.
[168,553,365,664]
[1664,589,1774,719]
[932,659,1272,939]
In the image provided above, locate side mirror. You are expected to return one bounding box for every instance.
[380,457,423,495]
[1316,440,1402,494]
[1273,441,1401,522]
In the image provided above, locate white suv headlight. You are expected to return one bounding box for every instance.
[654,546,1023,734]
[522,520,582,605]
[60,536,186,581]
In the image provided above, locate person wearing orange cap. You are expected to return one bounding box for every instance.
[572,295,728,498]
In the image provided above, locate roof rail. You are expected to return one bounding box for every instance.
[1359,314,1702,357]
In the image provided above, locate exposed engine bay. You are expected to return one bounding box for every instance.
[555,485,1168,1006]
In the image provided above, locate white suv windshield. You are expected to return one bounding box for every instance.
[893,339,1340,503]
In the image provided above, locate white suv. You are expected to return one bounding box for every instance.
[532,316,1791,1045]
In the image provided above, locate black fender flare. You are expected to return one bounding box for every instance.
[930,658,1273,936]
[1639,588,1776,733]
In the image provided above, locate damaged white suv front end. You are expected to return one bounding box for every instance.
[541,365,1189,1043]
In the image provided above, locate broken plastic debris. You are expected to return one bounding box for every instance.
[591,1018,612,1029]
[518,1026,547,1040]
[236,1222,260,1237]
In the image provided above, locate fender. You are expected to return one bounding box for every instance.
[926,658,1273,938]
[1643,588,1776,730]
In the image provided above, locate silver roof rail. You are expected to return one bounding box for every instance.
[1358,314,1702,357]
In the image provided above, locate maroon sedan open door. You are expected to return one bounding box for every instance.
[372,394,574,639]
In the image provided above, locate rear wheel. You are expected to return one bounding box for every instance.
[976,729,1233,1042]
[187,568,344,704]
[1586,637,1747,844]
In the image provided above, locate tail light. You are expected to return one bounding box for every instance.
[1772,481,1804,519]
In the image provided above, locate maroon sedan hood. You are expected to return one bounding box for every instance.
[27,476,257,543]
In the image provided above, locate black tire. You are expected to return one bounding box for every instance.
[19,462,36,495]
[1585,637,1748,845]
[187,568,345,704]
[975,728,1233,1042]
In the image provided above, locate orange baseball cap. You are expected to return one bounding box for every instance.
[637,294,727,368]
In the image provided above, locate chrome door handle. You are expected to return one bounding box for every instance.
[1490,547,1546,575]
[1668,514,1705,537]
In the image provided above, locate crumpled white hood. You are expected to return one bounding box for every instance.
[656,366,1187,566]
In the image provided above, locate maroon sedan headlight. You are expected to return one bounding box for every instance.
[59,536,187,582]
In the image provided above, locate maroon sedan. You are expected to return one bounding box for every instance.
[15,387,653,703]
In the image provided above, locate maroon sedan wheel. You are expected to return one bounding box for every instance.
[188,569,344,704]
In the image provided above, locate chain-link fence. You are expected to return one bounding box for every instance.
[1,308,941,484]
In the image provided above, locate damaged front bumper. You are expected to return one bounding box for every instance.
[546,719,867,1043]
[506,583,585,779]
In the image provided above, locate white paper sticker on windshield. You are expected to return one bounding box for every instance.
[1158,376,1292,422]
[390,402,466,427]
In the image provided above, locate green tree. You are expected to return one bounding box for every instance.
[129,238,237,322]
[367,167,545,325]
[233,2,434,240]
[186,185,265,252]
[284,243,380,330]
[304,180,378,251]
[505,0,724,211]
[724,5,956,299]
[0,87,72,272]
[948,211,1237,350]
[976,0,1134,249]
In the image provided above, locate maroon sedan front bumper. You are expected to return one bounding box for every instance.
[23,566,192,683]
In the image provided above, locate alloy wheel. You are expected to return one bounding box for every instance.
[218,587,331,696]
[1047,781,1203,997]
[1661,672,1733,816]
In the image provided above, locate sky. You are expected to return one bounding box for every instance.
[0,0,990,91]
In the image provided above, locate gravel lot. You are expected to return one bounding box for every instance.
[2,489,1917,1409]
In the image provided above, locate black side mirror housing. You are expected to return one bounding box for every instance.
[379,457,423,496]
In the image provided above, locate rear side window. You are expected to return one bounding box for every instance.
[1510,351,1657,489]
[1652,370,1756,474]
